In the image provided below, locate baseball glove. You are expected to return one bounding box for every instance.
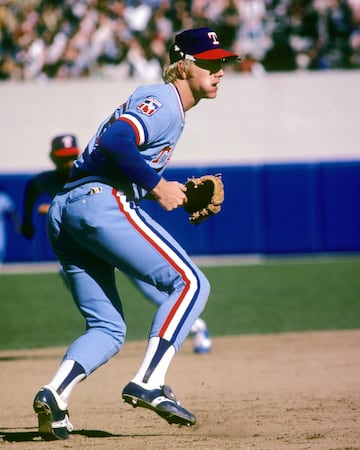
[184,174,224,225]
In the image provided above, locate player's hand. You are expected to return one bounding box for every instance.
[151,178,187,211]
[38,203,50,214]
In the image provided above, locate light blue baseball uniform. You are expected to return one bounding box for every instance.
[47,83,210,376]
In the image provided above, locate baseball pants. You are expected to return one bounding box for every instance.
[47,182,210,376]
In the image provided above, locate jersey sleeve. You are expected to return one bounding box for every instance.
[96,119,161,191]
[120,88,174,147]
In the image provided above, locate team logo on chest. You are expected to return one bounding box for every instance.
[137,97,163,116]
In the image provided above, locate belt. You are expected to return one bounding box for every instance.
[64,175,117,190]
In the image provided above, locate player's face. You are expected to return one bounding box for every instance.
[189,59,224,101]
[53,156,77,173]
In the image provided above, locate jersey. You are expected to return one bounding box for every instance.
[21,170,69,239]
[70,83,185,201]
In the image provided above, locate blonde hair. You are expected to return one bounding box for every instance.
[162,59,193,83]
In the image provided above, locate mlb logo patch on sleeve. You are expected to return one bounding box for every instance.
[136,97,163,116]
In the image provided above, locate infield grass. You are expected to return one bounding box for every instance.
[0,255,359,350]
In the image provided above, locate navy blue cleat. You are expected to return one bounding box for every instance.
[122,382,196,426]
[33,386,73,440]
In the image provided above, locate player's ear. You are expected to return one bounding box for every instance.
[177,61,187,80]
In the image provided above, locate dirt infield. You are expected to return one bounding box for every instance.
[1,330,359,449]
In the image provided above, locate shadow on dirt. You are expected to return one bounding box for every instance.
[0,428,124,442]
[0,428,165,442]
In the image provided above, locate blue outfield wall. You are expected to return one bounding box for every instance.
[1,161,360,263]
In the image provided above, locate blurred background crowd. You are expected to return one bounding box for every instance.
[1,0,360,82]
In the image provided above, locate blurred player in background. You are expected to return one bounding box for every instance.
[20,134,81,239]
[0,181,21,266]
[32,27,233,439]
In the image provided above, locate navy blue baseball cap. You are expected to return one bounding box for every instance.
[169,27,239,63]
[50,134,80,158]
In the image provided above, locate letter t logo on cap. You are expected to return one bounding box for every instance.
[207,31,219,45]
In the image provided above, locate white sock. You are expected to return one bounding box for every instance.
[131,337,175,389]
[48,359,86,404]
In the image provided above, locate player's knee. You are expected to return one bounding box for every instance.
[177,267,210,294]
[199,271,210,309]
[112,324,127,350]
[101,321,127,354]
[197,269,210,303]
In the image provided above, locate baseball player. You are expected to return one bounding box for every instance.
[33,27,238,440]
[21,134,81,239]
